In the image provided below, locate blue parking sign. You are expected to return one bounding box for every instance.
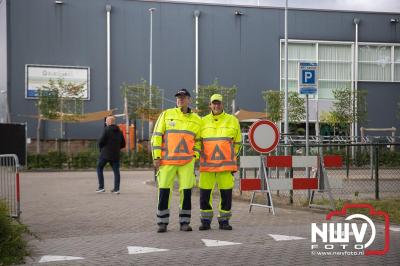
[298,62,318,95]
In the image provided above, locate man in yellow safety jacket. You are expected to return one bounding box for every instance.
[199,94,241,230]
[151,88,202,233]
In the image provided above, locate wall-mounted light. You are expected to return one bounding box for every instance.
[390,18,399,23]
[234,10,243,16]
[54,0,64,4]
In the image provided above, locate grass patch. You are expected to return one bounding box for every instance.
[312,198,400,224]
[0,200,29,266]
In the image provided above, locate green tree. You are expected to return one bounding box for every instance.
[262,90,282,123]
[262,90,305,124]
[196,79,237,116]
[121,79,162,141]
[324,88,367,136]
[288,91,306,122]
[320,111,340,135]
[36,79,85,153]
[121,79,162,121]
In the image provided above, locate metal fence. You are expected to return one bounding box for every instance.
[0,154,21,217]
[239,136,400,206]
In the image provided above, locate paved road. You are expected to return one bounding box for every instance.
[19,171,400,265]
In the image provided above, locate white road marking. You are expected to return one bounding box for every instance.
[269,234,306,241]
[127,246,169,254]
[39,255,83,263]
[201,239,242,247]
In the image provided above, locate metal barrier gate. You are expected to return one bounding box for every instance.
[0,154,20,218]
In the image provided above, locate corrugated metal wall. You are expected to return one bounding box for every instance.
[6,0,400,139]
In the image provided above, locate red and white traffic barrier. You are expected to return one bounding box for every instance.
[240,155,343,191]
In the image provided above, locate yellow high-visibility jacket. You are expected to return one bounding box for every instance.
[151,107,202,166]
[200,111,241,172]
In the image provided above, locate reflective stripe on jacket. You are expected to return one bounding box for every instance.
[151,107,201,166]
[200,111,241,172]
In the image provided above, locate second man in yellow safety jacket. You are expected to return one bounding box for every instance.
[199,94,241,230]
[151,88,201,233]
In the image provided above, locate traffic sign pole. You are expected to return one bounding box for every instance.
[306,94,310,198]
[246,120,279,215]
[298,62,318,194]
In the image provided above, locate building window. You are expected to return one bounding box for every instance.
[280,42,316,94]
[280,40,400,100]
[394,47,400,82]
[318,44,352,99]
[280,41,351,100]
[358,45,391,82]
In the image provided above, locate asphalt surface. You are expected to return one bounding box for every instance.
[18,170,400,265]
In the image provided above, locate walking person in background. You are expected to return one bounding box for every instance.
[151,89,202,233]
[96,115,126,194]
[198,94,241,230]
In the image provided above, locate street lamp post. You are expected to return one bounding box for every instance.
[149,8,155,106]
[148,8,155,141]
[284,0,289,154]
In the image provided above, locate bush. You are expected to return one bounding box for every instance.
[0,201,28,265]
[71,151,99,169]
[121,150,152,168]
[27,152,67,169]
[379,149,400,167]
[27,149,153,169]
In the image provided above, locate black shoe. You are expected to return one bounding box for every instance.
[157,223,167,233]
[96,188,105,193]
[180,223,192,232]
[199,222,211,231]
[219,221,233,230]
[110,189,120,194]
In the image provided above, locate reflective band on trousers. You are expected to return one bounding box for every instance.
[200,211,213,219]
[180,217,191,223]
[157,209,170,224]
[218,211,232,221]
[179,209,191,223]
[161,130,195,166]
[200,138,237,172]
[179,209,191,215]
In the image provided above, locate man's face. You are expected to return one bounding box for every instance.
[176,95,190,108]
[210,100,223,115]
[105,116,115,126]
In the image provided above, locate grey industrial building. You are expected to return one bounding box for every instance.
[1,0,400,140]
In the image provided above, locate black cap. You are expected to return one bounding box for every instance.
[174,88,191,97]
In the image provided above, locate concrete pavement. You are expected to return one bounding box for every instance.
[19,170,400,265]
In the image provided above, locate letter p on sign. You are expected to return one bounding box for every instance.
[302,70,315,84]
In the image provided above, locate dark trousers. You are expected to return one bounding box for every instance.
[96,157,121,191]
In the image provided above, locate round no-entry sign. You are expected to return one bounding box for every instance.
[248,120,280,153]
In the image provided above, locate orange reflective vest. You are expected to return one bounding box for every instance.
[199,111,241,172]
[151,107,202,166]
[160,130,195,165]
[200,137,238,172]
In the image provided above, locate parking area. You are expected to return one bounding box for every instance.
[19,170,400,265]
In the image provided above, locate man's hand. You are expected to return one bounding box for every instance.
[153,159,160,170]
